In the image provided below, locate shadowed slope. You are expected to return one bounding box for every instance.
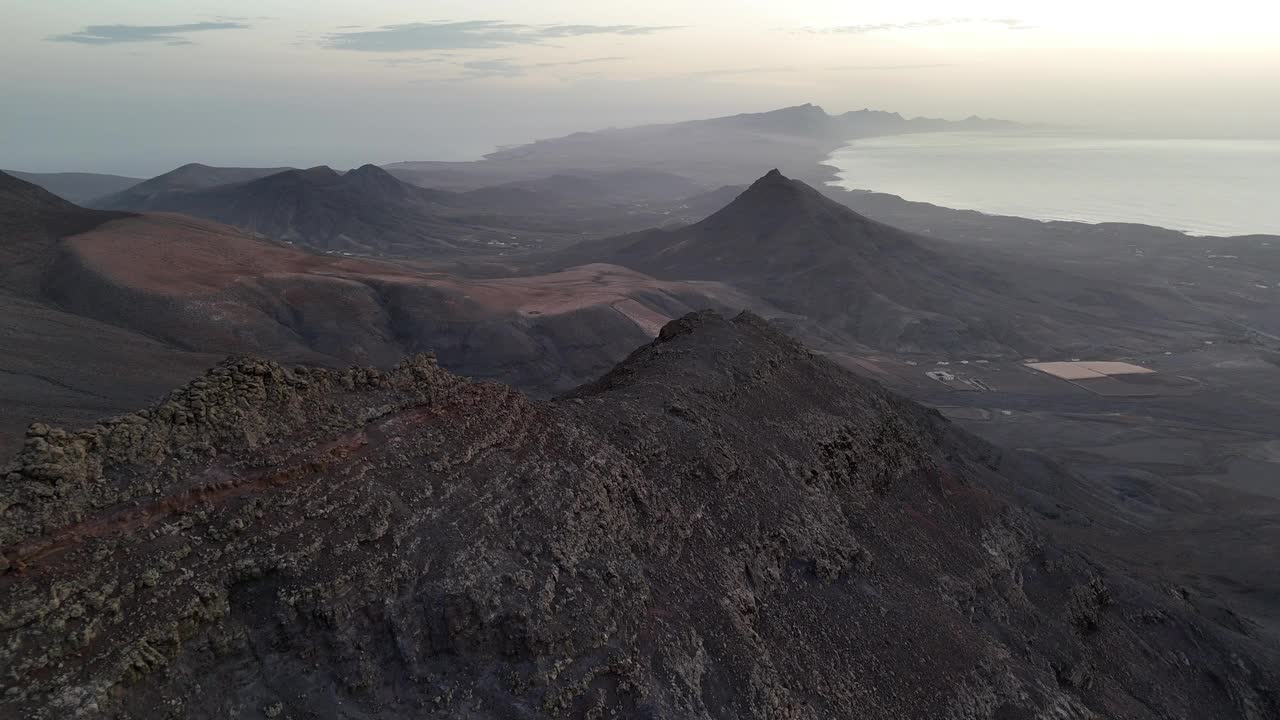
[0,170,129,293]
[2,170,141,205]
[0,173,219,457]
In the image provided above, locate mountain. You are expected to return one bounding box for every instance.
[1,170,141,205]
[0,170,761,453]
[89,164,639,256]
[2,311,1274,718]
[388,104,1021,189]
[46,208,739,386]
[91,163,293,210]
[0,172,219,457]
[0,169,138,298]
[553,170,1222,357]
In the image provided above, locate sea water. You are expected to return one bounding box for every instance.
[827,132,1280,237]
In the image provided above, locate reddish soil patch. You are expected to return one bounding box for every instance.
[423,264,688,317]
[66,214,420,296]
[65,217,728,336]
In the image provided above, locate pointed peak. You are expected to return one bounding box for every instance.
[340,164,407,192]
[699,169,877,232]
[745,169,801,192]
[343,164,402,184]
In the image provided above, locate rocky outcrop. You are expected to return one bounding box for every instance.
[1,312,1275,718]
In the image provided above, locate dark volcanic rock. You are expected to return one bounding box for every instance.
[1,312,1275,718]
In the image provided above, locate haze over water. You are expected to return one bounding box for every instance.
[829,132,1280,237]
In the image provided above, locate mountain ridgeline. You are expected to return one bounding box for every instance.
[86,163,728,256]
[91,164,516,256]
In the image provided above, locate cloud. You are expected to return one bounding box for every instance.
[379,56,452,68]
[533,56,627,68]
[452,55,627,79]
[683,66,796,78]
[459,58,526,78]
[324,20,681,51]
[805,18,1034,34]
[826,63,957,71]
[47,21,249,45]
[538,25,679,38]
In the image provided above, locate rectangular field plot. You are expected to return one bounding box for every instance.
[1026,361,1155,380]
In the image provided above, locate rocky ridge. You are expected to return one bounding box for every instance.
[0,312,1275,719]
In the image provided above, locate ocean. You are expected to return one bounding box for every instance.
[827,132,1280,237]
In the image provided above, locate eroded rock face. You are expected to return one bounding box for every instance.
[1,312,1275,719]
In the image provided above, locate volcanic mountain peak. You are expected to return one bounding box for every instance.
[736,166,822,200]
[340,163,413,196]
[726,168,857,212]
[264,165,341,184]
[688,169,908,254]
[551,169,926,284]
[301,164,340,178]
[147,162,294,190]
[346,162,392,178]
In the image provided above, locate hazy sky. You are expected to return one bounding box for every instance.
[4,1,1279,175]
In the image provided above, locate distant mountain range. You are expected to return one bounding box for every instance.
[91,162,293,209]
[85,164,735,256]
[388,104,1020,189]
[93,164,535,256]
[0,169,766,453]
[11,105,1018,208]
[8,105,1024,258]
